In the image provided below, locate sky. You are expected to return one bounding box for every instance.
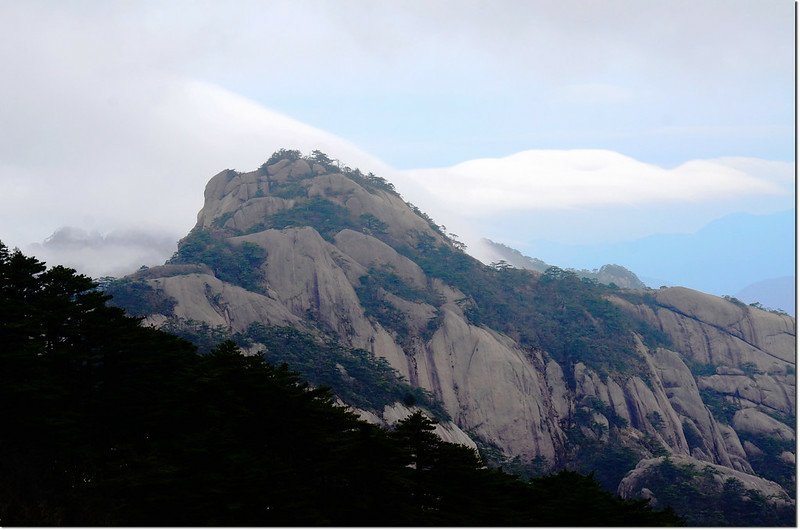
[0,1,795,297]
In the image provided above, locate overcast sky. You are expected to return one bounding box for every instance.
[0,0,794,278]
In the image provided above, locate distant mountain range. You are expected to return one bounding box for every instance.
[735,276,795,315]
[479,239,646,289]
[515,209,794,313]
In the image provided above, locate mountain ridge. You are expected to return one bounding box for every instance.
[518,209,795,308]
[479,238,646,289]
[106,150,796,525]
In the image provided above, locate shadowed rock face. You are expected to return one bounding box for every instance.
[617,453,795,525]
[620,455,790,501]
[130,154,795,514]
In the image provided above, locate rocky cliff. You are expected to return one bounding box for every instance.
[115,150,795,522]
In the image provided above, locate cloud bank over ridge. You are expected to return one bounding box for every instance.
[2,75,791,279]
[1,1,792,280]
[398,150,789,214]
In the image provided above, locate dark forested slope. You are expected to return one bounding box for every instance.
[0,242,684,526]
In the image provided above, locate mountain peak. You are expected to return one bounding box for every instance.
[193,149,450,252]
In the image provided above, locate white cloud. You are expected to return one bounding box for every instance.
[28,227,179,278]
[0,74,387,250]
[396,150,788,216]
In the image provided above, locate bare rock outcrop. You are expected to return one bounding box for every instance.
[130,263,213,280]
[333,229,428,290]
[621,288,795,383]
[733,408,795,442]
[196,169,271,228]
[611,287,794,472]
[573,363,631,425]
[649,346,751,471]
[307,173,446,248]
[618,454,793,509]
[231,228,370,338]
[147,273,300,331]
[347,402,478,450]
[381,402,479,450]
[418,308,565,462]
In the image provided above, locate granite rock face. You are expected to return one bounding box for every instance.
[133,155,795,507]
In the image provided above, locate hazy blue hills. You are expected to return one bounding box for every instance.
[519,209,794,313]
[736,276,795,316]
[480,238,646,289]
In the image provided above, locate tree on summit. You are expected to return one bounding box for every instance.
[310,149,334,166]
